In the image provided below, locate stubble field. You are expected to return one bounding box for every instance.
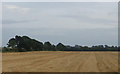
[2,51,118,72]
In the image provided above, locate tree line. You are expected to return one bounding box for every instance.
[2,35,119,52]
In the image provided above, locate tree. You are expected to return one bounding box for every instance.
[15,35,23,49]
[43,42,52,51]
[7,35,44,51]
[31,39,43,51]
[7,38,16,48]
[51,44,56,51]
[56,43,66,51]
[6,35,119,52]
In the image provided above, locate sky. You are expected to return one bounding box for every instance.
[2,2,118,46]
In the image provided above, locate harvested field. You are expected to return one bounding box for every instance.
[2,51,118,72]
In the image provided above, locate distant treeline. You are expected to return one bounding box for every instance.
[2,35,119,52]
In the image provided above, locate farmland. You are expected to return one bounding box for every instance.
[2,51,118,72]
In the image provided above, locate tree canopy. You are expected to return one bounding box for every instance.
[2,35,119,52]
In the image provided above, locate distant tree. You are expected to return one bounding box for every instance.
[15,35,23,49]
[84,46,89,48]
[7,38,16,48]
[5,35,119,52]
[97,45,104,50]
[2,47,8,52]
[51,44,56,51]
[56,43,66,51]
[44,42,52,51]
[31,39,43,51]
[7,35,44,51]
[75,45,81,48]
[105,45,109,49]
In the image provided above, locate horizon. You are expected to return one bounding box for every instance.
[2,35,118,48]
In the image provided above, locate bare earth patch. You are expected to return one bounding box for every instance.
[2,51,118,72]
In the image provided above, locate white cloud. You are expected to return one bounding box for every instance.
[3,4,30,15]
[4,5,18,9]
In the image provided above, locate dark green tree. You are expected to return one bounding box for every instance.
[7,38,16,48]
[43,42,52,51]
[7,35,44,52]
[31,39,43,51]
[56,43,66,51]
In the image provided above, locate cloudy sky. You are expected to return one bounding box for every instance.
[2,2,118,46]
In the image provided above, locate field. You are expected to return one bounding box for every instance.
[2,51,118,72]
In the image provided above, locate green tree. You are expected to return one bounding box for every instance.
[56,43,66,51]
[31,39,43,51]
[43,42,52,51]
[7,38,17,48]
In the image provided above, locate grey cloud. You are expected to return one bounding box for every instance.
[58,14,117,25]
[2,2,118,46]
[2,19,37,24]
